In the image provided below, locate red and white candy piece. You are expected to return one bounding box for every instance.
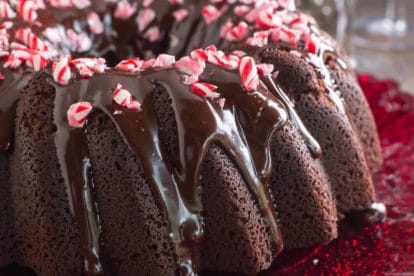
[53,55,72,85]
[279,0,296,11]
[0,72,4,80]
[114,0,137,19]
[234,5,249,17]
[0,21,13,30]
[172,8,188,23]
[137,8,155,31]
[224,21,249,42]
[67,101,93,128]
[256,63,274,76]
[175,56,205,81]
[190,48,208,61]
[152,54,175,69]
[239,56,259,92]
[190,82,219,99]
[87,12,103,34]
[141,58,155,69]
[202,5,223,24]
[17,0,38,23]
[246,30,269,47]
[71,57,106,78]
[3,49,31,68]
[112,83,141,110]
[72,0,91,9]
[116,57,143,72]
[142,0,153,7]
[231,50,247,57]
[256,10,282,29]
[47,0,72,8]
[15,27,47,51]
[144,26,160,42]
[220,20,233,39]
[0,1,17,19]
[305,33,320,54]
[66,29,92,52]
[28,52,49,71]
[272,26,302,46]
[169,0,183,4]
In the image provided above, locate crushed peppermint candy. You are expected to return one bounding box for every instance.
[17,0,39,24]
[202,5,223,24]
[224,21,249,42]
[52,55,72,85]
[71,57,106,78]
[114,0,137,19]
[305,33,320,54]
[116,57,143,72]
[112,83,141,110]
[172,8,188,23]
[67,101,93,128]
[175,56,206,83]
[15,27,48,51]
[152,54,175,69]
[144,26,160,42]
[190,82,219,99]
[246,30,269,47]
[87,12,104,34]
[256,63,274,76]
[239,56,259,92]
[0,1,17,19]
[137,8,155,31]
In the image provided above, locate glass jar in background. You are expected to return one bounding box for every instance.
[298,0,414,92]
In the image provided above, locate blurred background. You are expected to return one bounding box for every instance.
[298,0,414,93]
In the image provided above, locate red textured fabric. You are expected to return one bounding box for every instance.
[266,75,414,275]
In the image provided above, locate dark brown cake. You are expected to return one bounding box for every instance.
[0,0,385,275]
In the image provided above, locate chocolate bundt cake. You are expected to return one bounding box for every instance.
[0,0,385,275]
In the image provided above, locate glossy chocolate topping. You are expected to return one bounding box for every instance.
[49,64,288,274]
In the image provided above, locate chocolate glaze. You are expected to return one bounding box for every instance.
[49,64,287,274]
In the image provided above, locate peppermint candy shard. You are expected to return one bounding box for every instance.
[239,56,259,92]
[116,58,143,72]
[190,48,208,61]
[201,5,222,24]
[190,82,219,99]
[256,63,274,76]
[67,101,93,128]
[52,55,72,85]
[0,1,17,19]
[224,21,249,42]
[152,54,175,69]
[137,8,155,31]
[305,33,320,54]
[172,8,188,23]
[112,83,141,110]
[87,12,104,34]
[114,0,137,19]
[175,56,206,81]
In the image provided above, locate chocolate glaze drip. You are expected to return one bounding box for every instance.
[262,75,322,158]
[53,101,103,275]
[305,43,346,114]
[49,64,286,274]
